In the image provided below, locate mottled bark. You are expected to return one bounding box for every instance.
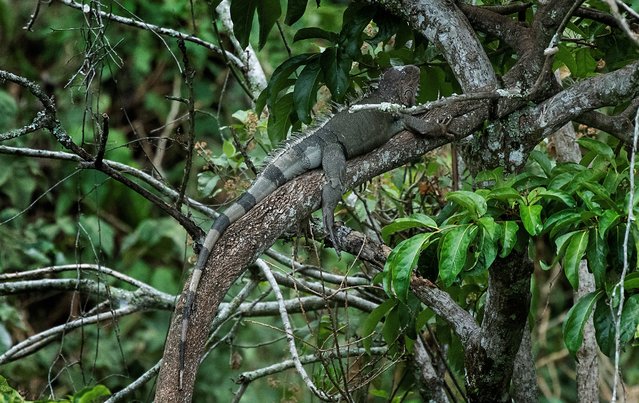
[465,251,534,402]
[576,261,599,402]
[512,324,539,402]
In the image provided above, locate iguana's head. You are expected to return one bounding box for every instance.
[379,65,420,106]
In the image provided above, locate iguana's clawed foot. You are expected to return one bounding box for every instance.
[322,213,342,256]
[437,115,456,139]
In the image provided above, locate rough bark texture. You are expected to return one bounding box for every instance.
[512,325,539,402]
[465,250,534,402]
[576,261,599,402]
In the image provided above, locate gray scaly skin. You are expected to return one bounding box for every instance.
[179,65,451,388]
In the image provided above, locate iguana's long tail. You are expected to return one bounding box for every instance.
[179,138,322,388]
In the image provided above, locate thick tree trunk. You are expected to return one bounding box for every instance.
[465,250,534,402]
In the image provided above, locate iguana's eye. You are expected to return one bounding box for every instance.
[404,89,415,105]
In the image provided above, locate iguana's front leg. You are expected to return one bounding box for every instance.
[321,142,346,250]
[400,114,454,138]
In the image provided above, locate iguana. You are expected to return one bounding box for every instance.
[179,65,451,387]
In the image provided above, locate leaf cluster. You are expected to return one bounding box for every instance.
[382,137,639,355]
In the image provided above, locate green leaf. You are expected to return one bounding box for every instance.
[598,209,621,238]
[538,189,576,207]
[320,47,351,101]
[563,230,589,289]
[486,187,522,203]
[555,44,577,75]
[384,233,435,301]
[339,3,376,58]
[438,224,479,287]
[73,384,111,403]
[519,203,543,236]
[499,221,519,258]
[370,12,402,44]
[285,0,308,25]
[548,172,575,190]
[543,209,581,237]
[580,182,619,211]
[594,294,639,357]
[267,92,294,143]
[264,53,317,110]
[621,294,639,344]
[382,305,401,346]
[257,0,282,49]
[529,150,553,177]
[512,174,548,192]
[381,214,437,243]
[586,228,607,289]
[0,375,25,401]
[555,230,580,257]
[222,139,236,158]
[446,191,488,218]
[625,272,639,290]
[573,48,598,78]
[293,59,322,123]
[477,223,499,271]
[197,171,221,198]
[594,299,615,357]
[360,298,396,353]
[563,290,603,354]
[577,137,615,161]
[230,0,257,49]
[293,27,338,42]
[415,308,434,332]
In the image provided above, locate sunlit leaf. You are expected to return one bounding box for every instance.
[529,150,553,177]
[538,189,576,207]
[447,191,487,218]
[563,230,589,289]
[384,233,435,301]
[499,221,519,258]
[381,214,437,243]
[519,203,543,236]
[486,187,521,203]
[438,224,478,287]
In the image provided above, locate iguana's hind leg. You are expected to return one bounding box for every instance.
[321,142,346,251]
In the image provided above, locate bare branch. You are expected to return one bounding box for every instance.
[410,276,479,344]
[521,60,639,146]
[58,0,244,69]
[255,259,334,401]
[105,361,162,403]
[0,305,138,365]
[235,346,388,384]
